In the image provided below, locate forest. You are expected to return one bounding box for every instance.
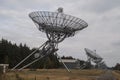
[0,39,76,69]
[0,39,119,70]
[0,39,60,69]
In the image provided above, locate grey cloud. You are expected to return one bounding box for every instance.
[112,41,120,47]
[82,0,120,13]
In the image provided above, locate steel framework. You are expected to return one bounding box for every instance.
[12,8,88,72]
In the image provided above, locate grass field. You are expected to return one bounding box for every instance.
[0,69,108,80]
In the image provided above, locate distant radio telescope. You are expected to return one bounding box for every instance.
[80,48,107,69]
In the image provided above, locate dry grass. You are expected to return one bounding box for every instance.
[3,69,104,80]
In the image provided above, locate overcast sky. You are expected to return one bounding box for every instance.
[0,0,120,67]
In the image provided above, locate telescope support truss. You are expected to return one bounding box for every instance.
[12,40,70,72]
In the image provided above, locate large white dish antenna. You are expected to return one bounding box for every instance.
[84,48,102,60]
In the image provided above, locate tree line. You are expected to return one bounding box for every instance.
[0,39,61,69]
[0,38,119,70]
[0,39,78,69]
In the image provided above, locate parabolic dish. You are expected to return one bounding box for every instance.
[84,48,102,59]
[29,11,88,37]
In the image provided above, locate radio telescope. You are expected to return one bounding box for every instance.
[85,48,102,64]
[12,8,88,72]
[80,48,107,69]
[80,48,105,69]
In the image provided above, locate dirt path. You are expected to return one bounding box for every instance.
[96,70,117,80]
